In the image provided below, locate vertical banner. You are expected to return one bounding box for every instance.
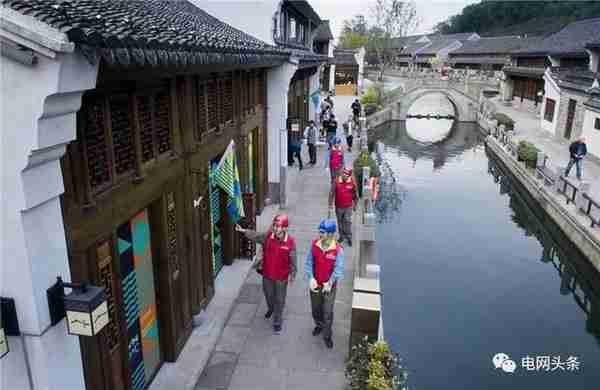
[118,210,161,390]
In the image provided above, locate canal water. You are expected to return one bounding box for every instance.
[373,93,600,390]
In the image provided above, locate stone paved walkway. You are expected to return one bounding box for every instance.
[195,95,358,390]
[491,97,600,199]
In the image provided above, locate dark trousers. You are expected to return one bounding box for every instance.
[293,150,303,169]
[308,143,317,164]
[335,207,353,241]
[346,135,354,151]
[262,277,288,327]
[565,158,582,179]
[310,287,337,340]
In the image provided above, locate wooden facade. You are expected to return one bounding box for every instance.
[60,65,269,390]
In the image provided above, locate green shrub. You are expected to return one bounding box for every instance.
[517,140,539,168]
[361,83,385,113]
[353,150,381,198]
[494,112,515,130]
[346,338,407,390]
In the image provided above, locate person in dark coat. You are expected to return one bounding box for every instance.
[289,138,303,170]
[236,215,297,333]
[326,114,338,149]
[565,137,587,180]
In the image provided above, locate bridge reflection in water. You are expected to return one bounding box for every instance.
[488,155,600,341]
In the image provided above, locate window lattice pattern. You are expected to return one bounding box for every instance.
[84,99,111,189]
[137,95,155,162]
[97,241,120,352]
[166,192,179,274]
[222,78,233,123]
[207,80,218,130]
[155,90,172,154]
[109,96,135,175]
[197,81,207,138]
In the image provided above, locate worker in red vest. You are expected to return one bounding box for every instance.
[325,137,345,182]
[329,167,358,246]
[304,219,345,348]
[236,214,297,333]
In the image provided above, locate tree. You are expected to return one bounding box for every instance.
[343,14,368,35]
[338,31,368,49]
[369,0,419,81]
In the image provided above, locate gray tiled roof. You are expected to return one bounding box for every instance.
[548,67,599,93]
[2,0,290,67]
[313,20,334,42]
[450,36,525,55]
[332,49,358,66]
[513,17,600,56]
[416,37,461,55]
[449,56,509,65]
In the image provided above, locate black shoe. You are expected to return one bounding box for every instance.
[312,326,323,336]
[338,237,345,244]
[347,239,352,247]
[273,324,282,333]
[265,310,273,319]
[324,337,333,349]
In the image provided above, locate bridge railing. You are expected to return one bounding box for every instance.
[489,124,600,230]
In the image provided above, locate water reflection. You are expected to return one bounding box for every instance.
[373,120,481,172]
[373,141,406,224]
[487,153,600,342]
[406,93,455,143]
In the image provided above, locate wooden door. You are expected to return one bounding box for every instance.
[565,99,577,140]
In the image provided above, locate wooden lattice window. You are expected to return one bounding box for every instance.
[196,79,207,139]
[83,98,112,190]
[166,192,180,278]
[207,79,218,131]
[136,95,155,163]
[109,95,135,176]
[222,77,233,124]
[155,90,172,154]
[97,241,120,352]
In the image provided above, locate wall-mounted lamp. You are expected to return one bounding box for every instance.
[47,277,108,337]
[0,297,20,359]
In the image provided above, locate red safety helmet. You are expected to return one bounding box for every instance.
[342,167,353,177]
[272,214,289,228]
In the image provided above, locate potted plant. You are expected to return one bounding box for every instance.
[353,150,381,198]
[493,112,515,131]
[346,337,407,390]
[517,140,539,169]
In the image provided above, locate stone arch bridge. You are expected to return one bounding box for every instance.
[393,83,478,122]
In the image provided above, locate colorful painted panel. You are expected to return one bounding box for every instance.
[118,210,161,390]
[209,161,224,276]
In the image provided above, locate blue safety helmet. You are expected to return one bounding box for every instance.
[319,219,337,233]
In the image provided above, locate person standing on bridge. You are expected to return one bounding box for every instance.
[329,167,358,246]
[305,219,345,349]
[565,137,587,180]
[236,214,297,334]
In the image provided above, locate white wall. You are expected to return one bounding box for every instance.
[1,13,98,390]
[582,108,600,158]
[309,67,321,123]
[193,0,280,45]
[541,73,561,135]
[587,49,599,72]
[266,61,297,202]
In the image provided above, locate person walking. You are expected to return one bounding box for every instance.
[344,116,354,153]
[236,214,297,333]
[326,113,338,149]
[305,219,344,349]
[565,137,587,180]
[325,137,345,182]
[290,137,303,170]
[304,120,318,165]
[351,98,361,124]
[329,167,358,246]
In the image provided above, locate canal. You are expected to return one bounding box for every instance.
[373,93,600,390]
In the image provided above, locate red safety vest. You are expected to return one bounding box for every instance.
[311,239,341,286]
[330,149,343,170]
[335,177,355,208]
[263,233,295,281]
